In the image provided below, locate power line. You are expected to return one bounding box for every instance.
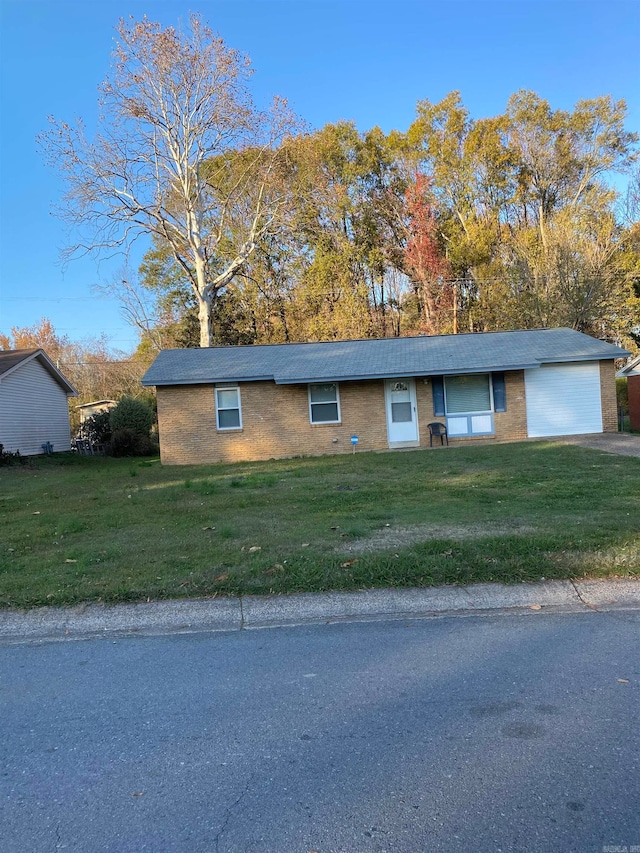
[0,296,109,301]
[59,360,137,366]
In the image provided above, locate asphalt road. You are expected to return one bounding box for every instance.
[1,610,639,853]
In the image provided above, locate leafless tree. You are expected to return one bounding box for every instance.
[40,14,297,346]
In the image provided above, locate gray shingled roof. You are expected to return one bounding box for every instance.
[0,348,77,394]
[141,328,630,387]
[0,349,40,377]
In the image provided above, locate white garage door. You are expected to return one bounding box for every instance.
[525,362,603,438]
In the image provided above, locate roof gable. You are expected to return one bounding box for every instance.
[0,349,78,395]
[617,354,640,377]
[142,328,630,388]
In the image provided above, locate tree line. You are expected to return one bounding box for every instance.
[38,15,640,355]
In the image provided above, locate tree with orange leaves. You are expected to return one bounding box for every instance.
[403,173,454,335]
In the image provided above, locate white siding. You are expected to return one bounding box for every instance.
[525,362,603,438]
[0,359,72,455]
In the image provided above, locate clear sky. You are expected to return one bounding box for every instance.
[1,0,639,353]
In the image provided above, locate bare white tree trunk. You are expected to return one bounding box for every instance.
[197,294,212,348]
[39,14,297,348]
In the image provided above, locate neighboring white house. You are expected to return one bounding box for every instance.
[0,349,77,455]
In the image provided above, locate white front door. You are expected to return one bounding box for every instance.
[385,379,419,445]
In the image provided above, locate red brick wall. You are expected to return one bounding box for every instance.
[629,375,640,430]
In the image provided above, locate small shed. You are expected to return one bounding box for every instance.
[617,355,640,430]
[0,349,78,455]
[76,399,116,424]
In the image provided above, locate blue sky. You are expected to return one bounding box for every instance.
[1,0,639,353]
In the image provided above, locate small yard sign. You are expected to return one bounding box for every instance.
[351,435,359,453]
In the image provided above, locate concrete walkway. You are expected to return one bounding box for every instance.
[558,432,640,456]
[1,578,639,643]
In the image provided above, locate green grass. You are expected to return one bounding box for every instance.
[1,442,639,608]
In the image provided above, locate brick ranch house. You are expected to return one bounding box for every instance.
[142,328,629,466]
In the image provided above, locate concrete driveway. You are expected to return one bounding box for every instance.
[556,432,640,457]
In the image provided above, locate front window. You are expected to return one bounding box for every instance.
[445,374,491,413]
[445,374,493,436]
[309,383,340,423]
[216,386,242,430]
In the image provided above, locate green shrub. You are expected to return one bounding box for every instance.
[0,444,25,466]
[110,429,159,458]
[78,410,112,444]
[110,396,155,438]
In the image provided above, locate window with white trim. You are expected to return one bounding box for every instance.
[215,385,242,430]
[444,374,494,437]
[309,383,340,424]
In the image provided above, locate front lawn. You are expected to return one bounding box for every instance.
[1,442,638,608]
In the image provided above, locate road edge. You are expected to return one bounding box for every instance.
[0,578,639,642]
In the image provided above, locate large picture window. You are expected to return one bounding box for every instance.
[432,373,498,437]
[309,383,340,424]
[445,374,491,414]
[215,386,242,430]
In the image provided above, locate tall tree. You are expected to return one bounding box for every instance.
[505,91,638,248]
[408,90,639,336]
[0,318,71,364]
[40,14,296,347]
[403,173,453,334]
